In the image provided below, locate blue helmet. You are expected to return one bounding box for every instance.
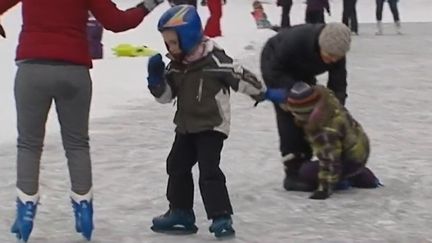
[157,5,203,54]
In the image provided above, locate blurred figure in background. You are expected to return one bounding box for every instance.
[277,0,293,28]
[204,0,223,37]
[376,0,401,35]
[305,0,330,24]
[201,0,225,6]
[342,0,358,35]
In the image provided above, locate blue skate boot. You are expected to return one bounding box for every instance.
[151,209,198,234]
[11,189,39,242]
[209,215,235,238]
[71,190,94,241]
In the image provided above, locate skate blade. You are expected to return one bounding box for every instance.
[151,225,198,235]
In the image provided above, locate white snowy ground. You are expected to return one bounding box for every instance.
[1,0,432,242]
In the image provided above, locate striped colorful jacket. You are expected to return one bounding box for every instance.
[293,85,369,191]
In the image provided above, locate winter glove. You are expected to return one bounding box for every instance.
[136,0,164,13]
[0,22,5,38]
[264,88,287,103]
[147,53,166,87]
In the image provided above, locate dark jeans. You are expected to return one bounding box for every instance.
[342,0,358,33]
[306,10,325,24]
[166,131,233,219]
[376,0,400,22]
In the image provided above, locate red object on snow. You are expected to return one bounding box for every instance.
[204,0,222,37]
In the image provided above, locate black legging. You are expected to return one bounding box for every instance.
[342,0,358,33]
[376,0,400,22]
[280,1,293,28]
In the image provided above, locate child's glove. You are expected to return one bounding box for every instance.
[136,0,164,13]
[264,88,287,103]
[147,53,165,87]
[0,21,5,38]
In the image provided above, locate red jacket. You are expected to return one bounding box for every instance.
[0,0,148,67]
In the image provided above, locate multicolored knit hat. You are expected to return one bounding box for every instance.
[286,82,321,116]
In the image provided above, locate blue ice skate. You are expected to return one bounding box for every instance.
[209,215,235,238]
[71,190,94,241]
[151,209,198,234]
[11,190,39,242]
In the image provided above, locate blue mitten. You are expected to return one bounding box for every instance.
[147,53,165,87]
[265,88,287,103]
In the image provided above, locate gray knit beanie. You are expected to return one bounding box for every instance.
[318,23,351,57]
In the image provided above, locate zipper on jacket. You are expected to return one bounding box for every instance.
[197,78,203,102]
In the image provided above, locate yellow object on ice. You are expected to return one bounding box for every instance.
[112,44,158,57]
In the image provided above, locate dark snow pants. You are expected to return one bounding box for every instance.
[15,61,93,196]
[376,0,400,22]
[165,131,233,219]
[305,10,325,24]
[342,0,358,33]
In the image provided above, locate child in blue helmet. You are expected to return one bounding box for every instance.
[147,4,266,238]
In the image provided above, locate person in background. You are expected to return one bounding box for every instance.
[201,0,225,6]
[305,0,330,24]
[376,0,401,35]
[204,0,223,37]
[342,0,358,35]
[277,0,293,28]
[0,0,164,241]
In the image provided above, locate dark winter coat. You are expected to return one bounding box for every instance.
[149,40,264,136]
[260,23,347,104]
[0,0,148,68]
[306,0,330,12]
